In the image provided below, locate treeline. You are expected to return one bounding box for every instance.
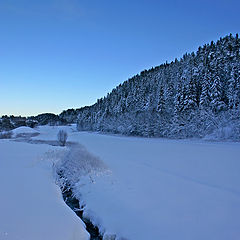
[75,34,240,140]
[0,113,67,131]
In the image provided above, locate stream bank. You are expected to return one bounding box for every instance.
[59,177,103,240]
[13,136,104,240]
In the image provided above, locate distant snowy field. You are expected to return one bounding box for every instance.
[1,125,240,240]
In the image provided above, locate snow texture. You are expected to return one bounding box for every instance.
[2,125,240,240]
[12,126,39,137]
[43,125,240,240]
[0,138,89,240]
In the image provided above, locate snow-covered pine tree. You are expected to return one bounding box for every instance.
[72,34,240,140]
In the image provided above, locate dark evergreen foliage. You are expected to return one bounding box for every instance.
[33,113,61,125]
[75,34,240,140]
[0,113,65,132]
[59,108,82,123]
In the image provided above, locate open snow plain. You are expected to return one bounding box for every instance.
[1,125,240,240]
[38,126,240,240]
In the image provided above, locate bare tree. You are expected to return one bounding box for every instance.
[57,130,68,146]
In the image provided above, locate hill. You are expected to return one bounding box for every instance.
[73,34,240,140]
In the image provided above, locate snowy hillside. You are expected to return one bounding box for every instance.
[72,34,240,140]
[34,125,240,240]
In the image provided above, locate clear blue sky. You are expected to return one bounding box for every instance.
[0,0,239,116]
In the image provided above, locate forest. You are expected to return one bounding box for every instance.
[75,34,240,140]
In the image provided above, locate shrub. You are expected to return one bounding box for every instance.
[57,130,68,146]
[0,131,13,139]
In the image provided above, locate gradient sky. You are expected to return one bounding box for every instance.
[0,0,239,116]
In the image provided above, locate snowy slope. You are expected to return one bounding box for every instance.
[0,139,89,240]
[33,126,240,240]
[11,126,39,137]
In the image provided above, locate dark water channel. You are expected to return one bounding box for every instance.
[61,183,103,240]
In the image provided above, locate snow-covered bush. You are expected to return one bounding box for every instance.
[57,130,68,146]
[55,144,107,186]
[0,131,12,139]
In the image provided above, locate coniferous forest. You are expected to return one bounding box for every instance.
[74,34,240,140]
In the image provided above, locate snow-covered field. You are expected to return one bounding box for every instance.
[1,125,240,240]
[0,137,89,240]
[70,131,240,240]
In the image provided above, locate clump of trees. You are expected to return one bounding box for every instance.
[0,113,68,132]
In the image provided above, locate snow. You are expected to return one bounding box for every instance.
[2,124,240,240]
[0,139,89,240]
[33,125,75,141]
[11,126,39,137]
[34,125,240,240]
[67,132,240,240]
